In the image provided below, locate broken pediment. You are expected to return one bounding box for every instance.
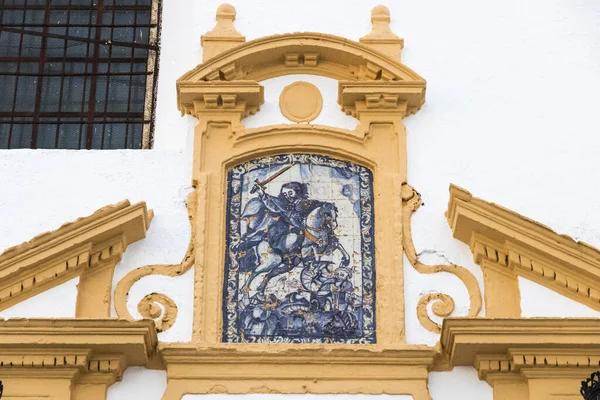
[0,200,153,317]
[446,184,600,315]
[176,4,426,122]
[180,32,424,83]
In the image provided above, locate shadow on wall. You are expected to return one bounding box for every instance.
[107,367,167,400]
[429,367,493,400]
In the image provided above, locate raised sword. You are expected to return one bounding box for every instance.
[250,162,296,194]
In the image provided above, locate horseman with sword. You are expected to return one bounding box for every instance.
[235,163,350,299]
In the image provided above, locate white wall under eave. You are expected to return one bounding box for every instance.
[107,367,167,400]
[0,277,79,319]
[244,75,358,130]
[107,367,493,400]
[182,396,414,400]
[429,367,492,400]
[519,277,600,318]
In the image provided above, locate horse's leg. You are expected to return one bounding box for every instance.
[243,241,282,293]
[256,261,295,293]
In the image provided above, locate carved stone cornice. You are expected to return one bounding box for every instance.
[177,80,264,122]
[338,80,426,119]
[0,201,152,315]
[447,184,600,313]
[441,318,600,398]
[442,318,600,367]
[181,32,425,84]
[159,344,437,400]
[0,319,158,399]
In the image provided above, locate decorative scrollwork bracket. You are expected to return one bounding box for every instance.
[401,183,482,333]
[114,190,197,332]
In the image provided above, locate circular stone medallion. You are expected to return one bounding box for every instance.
[279,81,323,123]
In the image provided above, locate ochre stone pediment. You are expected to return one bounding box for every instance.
[447,184,600,314]
[178,32,426,83]
[0,200,153,317]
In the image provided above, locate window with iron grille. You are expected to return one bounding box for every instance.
[0,0,160,149]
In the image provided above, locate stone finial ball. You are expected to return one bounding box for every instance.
[216,3,236,20]
[371,5,391,21]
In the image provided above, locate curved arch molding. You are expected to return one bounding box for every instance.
[180,32,424,83]
[176,32,427,120]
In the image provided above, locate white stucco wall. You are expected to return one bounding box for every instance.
[0,0,599,399]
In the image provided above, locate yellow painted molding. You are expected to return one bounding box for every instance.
[200,4,246,62]
[279,81,323,123]
[0,200,153,316]
[0,318,158,399]
[179,121,411,344]
[441,318,600,399]
[360,5,405,61]
[338,80,426,120]
[178,32,425,86]
[159,344,437,399]
[178,80,264,121]
[446,184,600,314]
[402,184,482,333]
[172,28,429,342]
[115,190,196,332]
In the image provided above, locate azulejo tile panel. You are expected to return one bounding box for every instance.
[223,154,376,343]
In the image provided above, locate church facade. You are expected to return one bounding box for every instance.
[0,1,599,399]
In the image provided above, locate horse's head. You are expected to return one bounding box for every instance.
[321,202,339,231]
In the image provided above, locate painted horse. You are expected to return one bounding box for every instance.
[234,196,349,296]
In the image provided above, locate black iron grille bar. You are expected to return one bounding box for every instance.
[29,0,51,147]
[1,119,151,124]
[0,0,160,149]
[0,5,152,10]
[6,0,28,148]
[53,0,73,149]
[0,28,158,50]
[0,72,152,76]
[0,57,150,62]
[2,24,156,28]
[85,0,103,149]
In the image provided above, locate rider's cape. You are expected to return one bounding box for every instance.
[236,196,324,272]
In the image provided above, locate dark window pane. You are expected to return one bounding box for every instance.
[129,74,147,113]
[126,123,143,148]
[107,76,132,112]
[24,10,44,25]
[105,123,126,149]
[91,124,103,149]
[0,76,17,112]
[36,124,58,149]
[0,125,10,148]
[94,75,108,111]
[62,76,86,112]
[10,124,32,149]
[49,10,69,25]
[46,27,66,57]
[14,76,38,112]
[135,26,150,45]
[114,10,135,26]
[114,27,134,44]
[40,77,62,112]
[2,10,24,25]
[57,123,82,149]
[0,32,23,57]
